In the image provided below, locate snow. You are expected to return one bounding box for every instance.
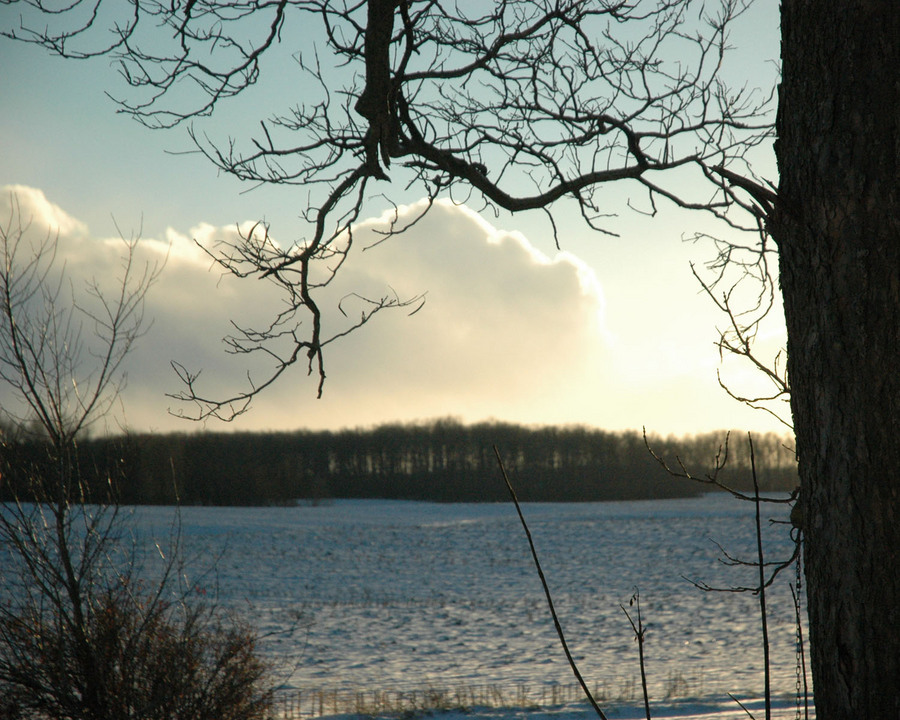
[127,495,813,720]
[305,695,807,720]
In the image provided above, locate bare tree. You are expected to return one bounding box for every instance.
[4,1,899,715]
[0,195,274,719]
[0,195,156,450]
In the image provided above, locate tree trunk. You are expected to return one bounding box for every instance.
[774,2,900,716]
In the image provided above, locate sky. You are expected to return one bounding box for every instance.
[0,1,787,438]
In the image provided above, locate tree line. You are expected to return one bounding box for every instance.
[2,419,797,506]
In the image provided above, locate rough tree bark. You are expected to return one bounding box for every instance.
[774,2,900,716]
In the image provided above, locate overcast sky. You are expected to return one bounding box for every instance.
[0,2,787,437]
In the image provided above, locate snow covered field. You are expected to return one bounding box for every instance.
[128,494,812,719]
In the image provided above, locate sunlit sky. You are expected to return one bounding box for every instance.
[0,1,788,437]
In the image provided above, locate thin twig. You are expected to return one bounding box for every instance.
[493,445,609,720]
[621,590,652,720]
[749,434,772,720]
[728,692,757,719]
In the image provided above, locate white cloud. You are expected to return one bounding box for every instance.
[1,186,788,436]
[122,198,615,431]
[292,199,613,427]
[0,185,88,239]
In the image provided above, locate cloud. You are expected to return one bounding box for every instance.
[295,199,613,427]
[1,187,615,432]
[0,185,88,239]
[142,199,614,431]
[1,186,788,436]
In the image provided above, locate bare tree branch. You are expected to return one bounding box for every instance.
[0,192,163,448]
[1,0,776,418]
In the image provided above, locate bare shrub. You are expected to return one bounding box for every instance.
[0,193,275,719]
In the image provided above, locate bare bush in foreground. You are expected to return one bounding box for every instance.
[0,195,274,719]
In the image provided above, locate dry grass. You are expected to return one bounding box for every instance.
[271,678,695,719]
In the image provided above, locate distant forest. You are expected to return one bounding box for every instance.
[1,419,797,505]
